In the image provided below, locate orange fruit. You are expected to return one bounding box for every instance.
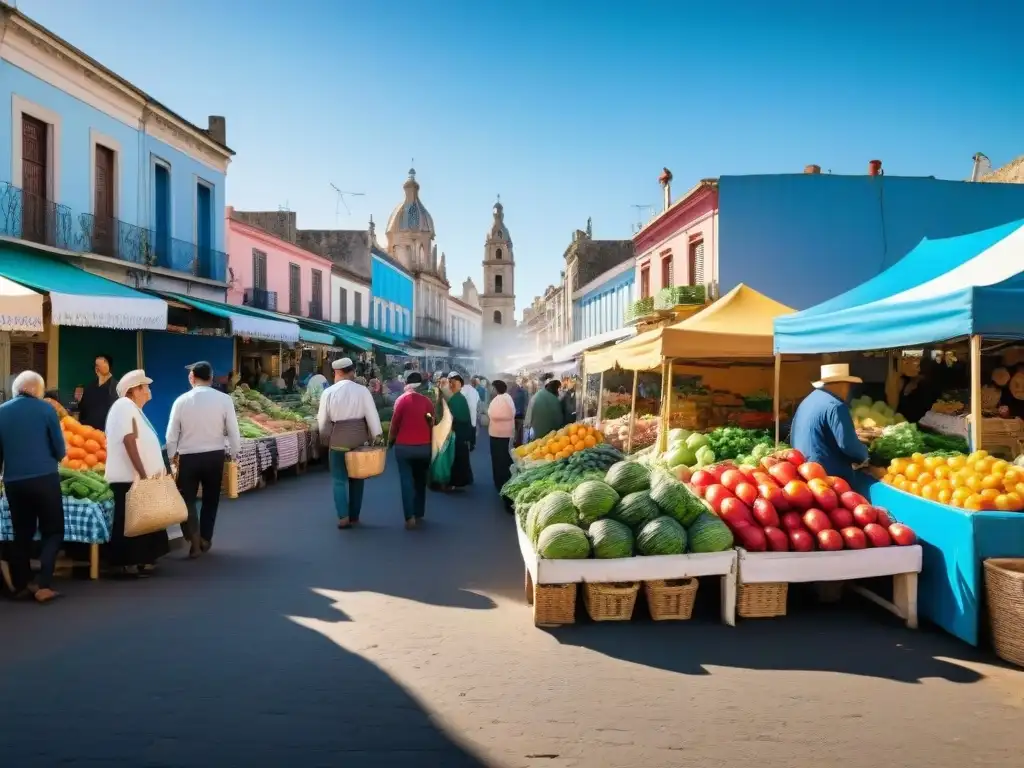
[96,450,106,462]
[583,436,596,448]
[84,454,98,466]
[70,434,85,448]
[84,439,100,453]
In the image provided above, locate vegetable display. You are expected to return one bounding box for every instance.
[868,423,969,465]
[851,396,906,430]
[59,416,107,473]
[514,423,604,462]
[231,388,307,436]
[883,450,1024,511]
[59,467,112,503]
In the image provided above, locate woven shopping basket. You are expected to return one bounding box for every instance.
[345,446,387,479]
[124,475,188,537]
[983,558,1024,667]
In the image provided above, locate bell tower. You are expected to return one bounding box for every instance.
[479,198,516,354]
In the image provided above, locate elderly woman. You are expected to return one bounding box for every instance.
[447,374,474,489]
[0,371,65,603]
[103,369,170,577]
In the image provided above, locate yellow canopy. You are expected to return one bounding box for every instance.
[584,283,796,372]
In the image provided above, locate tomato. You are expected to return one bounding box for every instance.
[888,523,917,546]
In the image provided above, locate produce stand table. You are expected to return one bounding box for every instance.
[273,431,302,470]
[235,437,276,494]
[516,521,738,626]
[855,473,1024,645]
[0,496,113,581]
[736,545,922,627]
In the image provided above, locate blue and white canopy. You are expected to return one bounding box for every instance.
[774,219,1024,353]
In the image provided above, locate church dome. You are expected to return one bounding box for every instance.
[386,168,435,236]
[488,198,511,242]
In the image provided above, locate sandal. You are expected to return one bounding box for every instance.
[33,588,61,604]
[404,518,418,530]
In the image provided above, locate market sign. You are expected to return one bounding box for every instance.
[0,275,43,332]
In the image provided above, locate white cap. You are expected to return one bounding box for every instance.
[332,357,354,370]
[116,369,153,397]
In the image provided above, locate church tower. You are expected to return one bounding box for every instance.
[479,198,516,365]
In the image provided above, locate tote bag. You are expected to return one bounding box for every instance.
[124,474,187,537]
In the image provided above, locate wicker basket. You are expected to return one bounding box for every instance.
[737,582,788,618]
[583,582,639,621]
[644,578,699,621]
[984,559,1024,667]
[533,583,577,627]
[222,460,239,499]
[344,446,387,479]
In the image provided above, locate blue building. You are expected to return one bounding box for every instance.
[0,4,233,300]
[572,259,635,343]
[716,172,1024,310]
[370,246,414,341]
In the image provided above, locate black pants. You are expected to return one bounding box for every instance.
[5,473,64,591]
[176,451,226,543]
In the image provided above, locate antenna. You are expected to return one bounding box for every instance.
[329,183,365,220]
[631,204,654,232]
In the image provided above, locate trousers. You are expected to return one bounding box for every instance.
[394,443,430,520]
[5,473,64,591]
[329,450,365,521]
[176,450,226,543]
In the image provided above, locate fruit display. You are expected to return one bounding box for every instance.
[882,450,1024,511]
[59,416,107,473]
[516,455,734,560]
[231,387,307,436]
[513,423,604,462]
[688,448,917,551]
[851,395,906,430]
[59,466,112,503]
[599,414,659,452]
[868,422,968,465]
[45,397,69,419]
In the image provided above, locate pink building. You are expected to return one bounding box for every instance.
[225,207,331,320]
[634,179,719,300]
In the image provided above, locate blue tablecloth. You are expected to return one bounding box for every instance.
[0,496,114,544]
[855,473,1024,646]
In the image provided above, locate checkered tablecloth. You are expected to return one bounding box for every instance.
[274,432,300,469]
[235,437,278,493]
[0,495,114,544]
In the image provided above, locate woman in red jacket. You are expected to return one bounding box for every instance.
[388,371,435,529]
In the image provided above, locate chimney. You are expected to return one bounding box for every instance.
[804,164,821,174]
[868,159,883,177]
[207,115,227,145]
[659,167,673,211]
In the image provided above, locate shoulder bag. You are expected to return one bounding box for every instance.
[124,415,187,537]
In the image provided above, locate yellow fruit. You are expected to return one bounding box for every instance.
[584,435,596,448]
[907,482,922,496]
[952,487,972,503]
[934,465,951,479]
[968,450,989,462]
[916,472,934,486]
[544,453,555,461]
[964,494,985,511]
[1004,468,1021,486]
[882,474,894,485]
[921,484,938,500]
[950,497,964,508]
[937,489,953,504]
[889,458,908,475]
[1005,492,1024,511]
[924,456,945,471]
[981,474,1003,491]
[894,479,908,491]
[905,464,922,481]
[966,474,985,492]
[992,460,1010,475]
[911,453,926,463]
[947,455,967,470]
[980,488,1001,502]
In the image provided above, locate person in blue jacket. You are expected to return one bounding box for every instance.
[789,364,869,482]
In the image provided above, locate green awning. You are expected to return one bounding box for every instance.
[0,246,167,330]
[298,327,336,345]
[158,292,299,343]
[297,318,373,351]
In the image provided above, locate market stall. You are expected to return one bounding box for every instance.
[774,219,1024,649]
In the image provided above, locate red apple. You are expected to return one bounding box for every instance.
[808,480,839,511]
[888,523,917,546]
[768,461,799,486]
[789,528,815,552]
[840,491,870,511]
[779,448,807,466]
[817,529,844,551]
[828,507,855,529]
[703,464,727,481]
[738,465,758,480]
[862,523,892,547]
[720,469,745,492]
[852,504,879,527]
[737,525,767,552]
[780,511,805,531]
[783,480,814,509]
[719,497,756,530]
[875,508,894,527]
[671,465,692,483]
[802,508,833,535]
[704,484,734,513]
[840,526,868,549]
[798,462,828,482]
[829,476,853,495]
[760,456,781,469]
[763,526,790,551]
[734,481,759,507]
[757,483,790,511]
[690,470,715,493]
[752,497,780,528]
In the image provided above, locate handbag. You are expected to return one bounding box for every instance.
[124,474,187,538]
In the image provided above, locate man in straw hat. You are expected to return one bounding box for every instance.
[789,363,869,482]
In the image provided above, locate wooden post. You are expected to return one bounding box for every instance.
[657,358,673,453]
[578,356,587,421]
[597,371,605,423]
[625,369,639,454]
[969,335,983,452]
[773,353,782,445]
[136,330,143,368]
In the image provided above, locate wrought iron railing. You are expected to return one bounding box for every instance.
[308,299,324,320]
[244,287,277,311]
[0,181,227,281]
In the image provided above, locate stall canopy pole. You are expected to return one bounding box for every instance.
[136,331,143,369]
[773,353,782,445]
[597,372,605,423]
[578,356,587,421]
[969,335,983,452]
[625,369,639,455]
[657,358,673,454]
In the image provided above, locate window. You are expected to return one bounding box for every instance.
[354,291,362,325]
[494,310,502,325]
[252,249,267,289]
[495,274,503,293]
[92,143,116,256]
[153,161,171,266]
[496,248,502,260]
[289,263,300,314]
[312,269,323,304]
[640,265,650,299]
[661,251,673,289]
[339,287,348,323]
[688,240,705,285]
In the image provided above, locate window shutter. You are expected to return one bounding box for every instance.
[289,264,300,314]
[693,241,705,285]
[339,288,348,323]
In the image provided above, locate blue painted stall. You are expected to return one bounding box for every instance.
[775,220,1024,645]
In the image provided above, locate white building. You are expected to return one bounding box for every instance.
[329,264,370,327]
[447,277,482,353]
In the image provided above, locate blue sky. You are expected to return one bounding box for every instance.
[19,0,1024,319]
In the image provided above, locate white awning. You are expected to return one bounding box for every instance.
[0,276,44,332]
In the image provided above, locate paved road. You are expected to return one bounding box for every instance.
[2,445,1023,767]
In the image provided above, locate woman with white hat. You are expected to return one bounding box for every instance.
[789,363,870,482]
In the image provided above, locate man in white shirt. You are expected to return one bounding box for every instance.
[166,361,242,557]
[317,357,382,529]
[458,370,480,449]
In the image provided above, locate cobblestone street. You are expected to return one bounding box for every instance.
[3,447,1023,767]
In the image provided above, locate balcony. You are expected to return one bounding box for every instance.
[308,299,324,320]
[414,315,449,346]
[0,181,227,282]
[243,287,278,311]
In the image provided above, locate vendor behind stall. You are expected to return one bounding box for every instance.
[789,364,869,481]
[78,354,118,430]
